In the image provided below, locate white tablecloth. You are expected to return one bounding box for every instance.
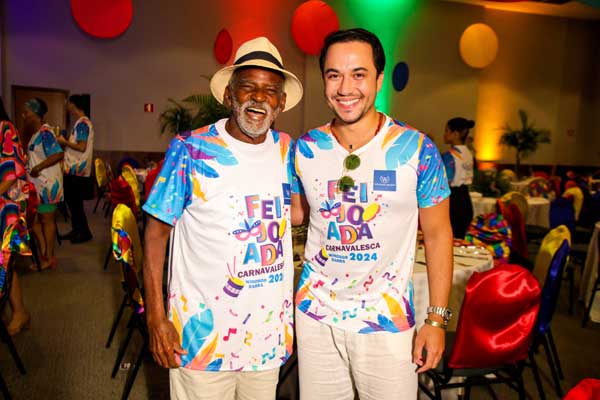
[525,197,550,228]
[580,222,600,323]
[510,178,534,195]
[470,196,550,228]
[413,245,494,331]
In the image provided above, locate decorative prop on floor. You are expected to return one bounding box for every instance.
[291,0,339,55]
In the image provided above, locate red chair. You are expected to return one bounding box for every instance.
[564,379,600,400]
[498,200,528,262]
[420,264,541,399]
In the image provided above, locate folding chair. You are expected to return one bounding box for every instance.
[108,204,147,400]
[420,264,541,400]
[0,219,30,399]
[529,238,571,399]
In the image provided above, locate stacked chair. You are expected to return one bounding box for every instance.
[108,204,147,400]
[0,219,29,399]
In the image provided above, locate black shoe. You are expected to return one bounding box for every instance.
[58,230,76,240]
[70,232,93,244]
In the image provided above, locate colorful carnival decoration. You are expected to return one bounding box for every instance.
[392,62,409,91]
[291,0,340,55]
[214,29,233,64]
[71,0,133,39]
[459,23,498,69]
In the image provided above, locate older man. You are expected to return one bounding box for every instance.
[143,37,303,400]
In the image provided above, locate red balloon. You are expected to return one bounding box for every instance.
[71,0,133,39]
[214,29,233,65]
[291,1,339,56]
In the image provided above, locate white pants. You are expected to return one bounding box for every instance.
[296,309,417,400]
[170,367,279,400]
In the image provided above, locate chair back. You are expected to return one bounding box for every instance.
[465,213,512,262]
[448,264,541,369]
[499,169,517,183]
[109,176,138,215]
[532,225,571,286]
[533,171,550,180]
[549,197,576,233]
[501,191,528,220]
[498,199,528,259]
[121,165,140,208]
[528,177,552,198]
[562,186,583,220]
[94,158,109,189]
[564,378,600,400]
[536,239,571,335]
[111,204,144,313]
[117,156,140,176]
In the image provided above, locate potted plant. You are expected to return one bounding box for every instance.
[159,94,230,135]
[498,110,550,177]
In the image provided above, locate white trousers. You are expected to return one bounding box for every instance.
[296,309,417,400]
[170,367,279,400]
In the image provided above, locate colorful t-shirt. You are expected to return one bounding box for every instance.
[294,114,450,333]
[27,124,64,204]
[64,116,94,177]
[143,118,296,372]
[0,121,27,204]
[1,121,28,230]
[442,145,473,187]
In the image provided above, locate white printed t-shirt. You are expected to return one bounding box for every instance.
[143,119,296,371]
[64,116,94,177]
[294,114,450,334]
[442,145,474,187]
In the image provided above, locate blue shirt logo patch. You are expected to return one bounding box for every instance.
[373,170,396,192]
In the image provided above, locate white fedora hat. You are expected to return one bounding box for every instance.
[210,37,303,112]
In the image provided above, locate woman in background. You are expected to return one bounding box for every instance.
[57,95,94,244]
[442,117,475,239]
[23,98,64,270]
[0,96,31,335]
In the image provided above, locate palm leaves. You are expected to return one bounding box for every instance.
[498,110,550,174]
[159,95,230,136]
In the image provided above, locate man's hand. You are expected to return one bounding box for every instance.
[148,317,187,368]
[413,324,445,373]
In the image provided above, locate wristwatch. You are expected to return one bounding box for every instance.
[427,306,453,324]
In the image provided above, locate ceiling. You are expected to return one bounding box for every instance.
[441,0,600,20]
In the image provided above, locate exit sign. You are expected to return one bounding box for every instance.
[144,103,154,113]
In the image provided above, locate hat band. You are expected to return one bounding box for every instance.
[234,51,283,69]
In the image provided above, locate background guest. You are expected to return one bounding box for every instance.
[442,117,475,239]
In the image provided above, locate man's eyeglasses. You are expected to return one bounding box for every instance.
[337,154,361,192]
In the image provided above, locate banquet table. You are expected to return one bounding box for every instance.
[580,221,600,323]
[470,194,550,228]
[413,245,494,331]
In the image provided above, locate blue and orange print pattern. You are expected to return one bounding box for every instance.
[144,124,238,226]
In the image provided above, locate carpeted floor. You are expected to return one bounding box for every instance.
[0,201,598,399]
